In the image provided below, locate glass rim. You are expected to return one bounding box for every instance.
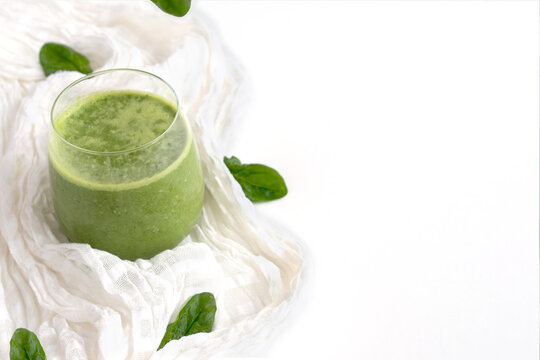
[50,68,181,156]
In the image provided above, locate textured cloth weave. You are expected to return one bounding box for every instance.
[0,1,305,359]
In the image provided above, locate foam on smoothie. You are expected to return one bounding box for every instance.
[54,90,175,152]
[50,90,191,190]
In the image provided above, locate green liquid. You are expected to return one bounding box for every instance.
[49,90,204,260]
[55,90,175,153]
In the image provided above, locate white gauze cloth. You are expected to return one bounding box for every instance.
[0,1,305,359]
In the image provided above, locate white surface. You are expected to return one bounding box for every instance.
[198,1,539,359]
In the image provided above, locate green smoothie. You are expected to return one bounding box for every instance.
[49,90,204,260]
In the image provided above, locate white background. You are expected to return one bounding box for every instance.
[198,1,538,359]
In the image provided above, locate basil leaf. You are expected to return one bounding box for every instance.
[150,0,191,17]
[224,156,288,202]
[158,292,216,350]
[10,328,47,360]
[39,43,92,76]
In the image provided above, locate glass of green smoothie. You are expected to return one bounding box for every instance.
[49,69,204,260]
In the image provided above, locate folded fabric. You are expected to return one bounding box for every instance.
[0,1,305,359]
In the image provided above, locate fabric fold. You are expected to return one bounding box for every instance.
[0,1,305,359]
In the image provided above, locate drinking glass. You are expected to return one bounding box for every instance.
[49,69,204,260]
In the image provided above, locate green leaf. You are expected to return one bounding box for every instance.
[39,43,92,76]
[158,292,216,350]
[150,0,191,17]
[10,328,47,360]
[224,156,288,202]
